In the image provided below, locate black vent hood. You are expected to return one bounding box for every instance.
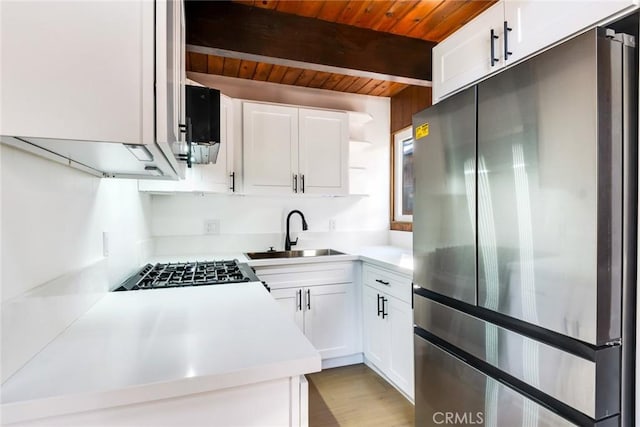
[186,85,221,165]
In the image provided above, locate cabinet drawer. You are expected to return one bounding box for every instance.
[362,264,411,304]
[254,262,354,289]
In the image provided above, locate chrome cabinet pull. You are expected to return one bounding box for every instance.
[301,174,305,193]
[296,289,302,311]
[293,174,298,193]
[229,172,235,192]
[377,294,383,317]
[306,289,311,310]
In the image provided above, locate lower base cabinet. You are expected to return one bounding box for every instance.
[271,283,355,360]
[256,262,360,363]
[362,264,414,400]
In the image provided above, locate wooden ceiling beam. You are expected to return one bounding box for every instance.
[186,1,435,84]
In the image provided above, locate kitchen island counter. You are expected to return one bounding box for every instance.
[1,283,321,425]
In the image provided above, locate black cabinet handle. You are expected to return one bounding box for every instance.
[490,29,499,67]
[504,21,512,59]
[306,289,311,310]
[382,297,388,319]
[229,172,235,192]
[301,174,305,193]
[297,289,302,311]
[377,294,383,317]
[375,279,390,286]
[293,174,298,193]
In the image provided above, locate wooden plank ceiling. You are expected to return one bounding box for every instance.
[186,1,496,97]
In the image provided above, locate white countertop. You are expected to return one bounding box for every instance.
[356,246,413,276]
[1,283,321,424]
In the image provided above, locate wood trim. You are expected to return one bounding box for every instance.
[186,2,436,82]
[389,129,413,233]
[389,85,432,232]
[391,221,413,232]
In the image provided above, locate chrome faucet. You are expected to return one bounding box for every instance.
[285,210,308,251]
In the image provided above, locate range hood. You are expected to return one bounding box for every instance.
[185,85,221,165]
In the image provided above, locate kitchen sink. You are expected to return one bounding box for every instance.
[245,248,345,260]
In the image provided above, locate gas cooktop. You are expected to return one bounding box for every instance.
[114,260,260,291]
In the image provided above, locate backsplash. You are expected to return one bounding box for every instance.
[1,144,152,382]
[153,73,392,257]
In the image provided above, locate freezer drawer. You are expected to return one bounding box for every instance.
[414,295,620,420]
[414,334,618,427]
[412,87,477,305]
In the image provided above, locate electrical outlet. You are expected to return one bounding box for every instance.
[329,219,336,231]
[204,219,220,235]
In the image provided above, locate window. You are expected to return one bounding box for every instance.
[392,127,414,229]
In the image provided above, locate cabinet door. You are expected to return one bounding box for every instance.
[243,103,299,194]
[386,296,414,400]
[362,285,388,370]
[139,95,234,193]
[304,284,354,360]
[504,0,636,65]
[432,2,504,104]
[298,109,349,195]
[156,0,184,148]
[271,288,304,333]
[0,1,154,144]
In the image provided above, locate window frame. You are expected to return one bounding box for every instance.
[390,126,414,232]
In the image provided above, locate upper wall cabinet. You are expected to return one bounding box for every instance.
[243,102,349,196]
[1,1,155,143]
[0,0,186,179]
[432,0,638,103]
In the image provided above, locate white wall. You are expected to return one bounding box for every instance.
[1,144,152,381]
[152,74,391,255]
[1,145,152,300]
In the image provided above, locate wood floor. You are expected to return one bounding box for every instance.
[307,364,414,427]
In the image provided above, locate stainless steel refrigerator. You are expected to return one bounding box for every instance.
[412,27,637,426]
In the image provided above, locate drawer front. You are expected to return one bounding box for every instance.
[415,334,579,427]
[254,262,354,289]
[414,296,619,419]
[362,264,411,304]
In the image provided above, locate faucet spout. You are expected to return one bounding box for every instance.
[285,210,308,251]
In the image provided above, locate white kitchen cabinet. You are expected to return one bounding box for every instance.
[386,295,414,397]
[1,0,184,148]
[432,2,505,104]
[243,102,299,194]
[361,263,414,400]
[0,1,153,143]
[504,1,637,64]
[362,285,388,369]
[271,287,304,332]
[243,102,348,195]
[254,262,360,364]
[139,95,236,193]
[432,0,638,103]
[298,108,348,195]
[305,284,352,359]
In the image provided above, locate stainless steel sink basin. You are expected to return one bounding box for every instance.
[245,248,345,260]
